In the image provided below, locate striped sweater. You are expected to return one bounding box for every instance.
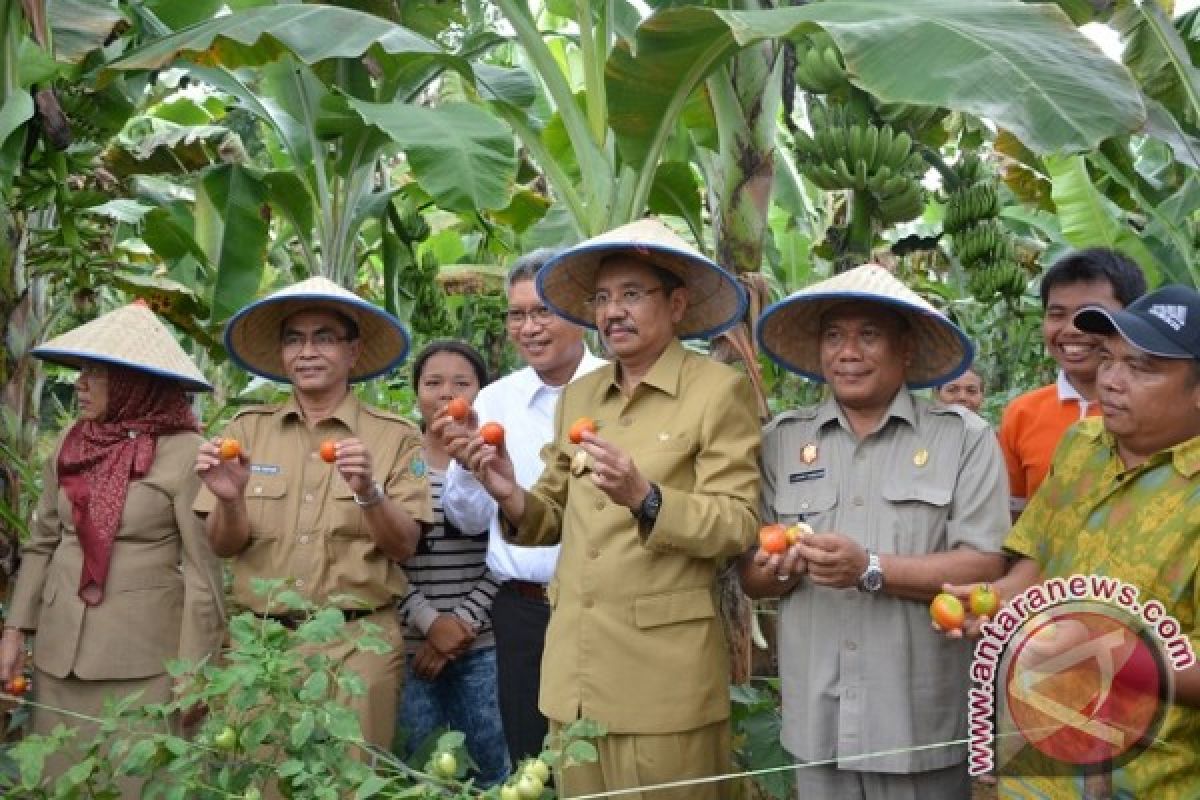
[398,466,502,655]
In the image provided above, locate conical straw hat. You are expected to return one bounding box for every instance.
[756,264,973,389]
[33,303,211,392]
[224,276,409,383]
[536,218,747,339]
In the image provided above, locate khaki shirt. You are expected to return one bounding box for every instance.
[515,339,760,734]
[763,391,1008,772]
[194,393,431,614]
[9,432,225,680]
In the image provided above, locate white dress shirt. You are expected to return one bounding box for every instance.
[443,349,607,584]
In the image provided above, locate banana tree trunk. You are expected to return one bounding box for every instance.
[701,35,784,686]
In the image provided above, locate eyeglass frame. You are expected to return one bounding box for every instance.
[280,329,355,352]
[504,305,558,329]
[584,285,665,313]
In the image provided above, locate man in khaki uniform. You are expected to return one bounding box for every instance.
[741,265,1009,800]
[195,277,431,752]
[457,219,760,799]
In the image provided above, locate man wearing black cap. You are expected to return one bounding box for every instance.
[952,285,1200,797]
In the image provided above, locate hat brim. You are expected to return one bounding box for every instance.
[224,292,410,383]
[32,349,213,392]
[536,241,748,340]
[756,292,974,389]
[1073,306,1193,359]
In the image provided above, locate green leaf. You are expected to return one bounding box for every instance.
[1044,153,1165,285]
[355,775,389,799]
[195,164,269,321]
[564,739,598,764]
[143,0,225,31]
[609,1,1143,172]
[48,0,126,63]
[0,92,34,150]
[143,206,209,265]
[81,198,154,224]
[299,670,330,703]
[475,63,537,108]
[108,5,458,73]
[647,161,702,240]
[291,711,316,748]
[346,100,516,212]
[1113,3,1200,128]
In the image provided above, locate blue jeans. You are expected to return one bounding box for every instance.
[399,646,511,787]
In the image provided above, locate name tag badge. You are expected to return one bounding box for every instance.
[250,464,281,475]
[789,469,825,484]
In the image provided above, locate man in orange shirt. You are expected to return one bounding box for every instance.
[998,248,1145,517]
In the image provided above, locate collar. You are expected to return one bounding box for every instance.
[605,339,687,398]
[279,391,360,431]
[815,387,917,433]
[513,347,606,407]
[1056,370,1087,403]
[1081,418,1200,478]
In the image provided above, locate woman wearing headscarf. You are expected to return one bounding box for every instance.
[0,302,225,788]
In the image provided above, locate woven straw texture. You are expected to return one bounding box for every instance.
[756,264,973,389]
[33,303,211,392]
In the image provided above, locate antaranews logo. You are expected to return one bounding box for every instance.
[968,574,1196,778]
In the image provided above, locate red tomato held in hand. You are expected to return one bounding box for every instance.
[969,584,1000,617]
[445,397,470,421]
[319,439,337,463]
[930,592,966,631]
[480,422,505,446]
[218,439,241,461]
[6,675,28,696]
[568,417,597,444]
[758,524,789,555]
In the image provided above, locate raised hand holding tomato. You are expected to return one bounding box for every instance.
[577,435,652,513]
[795,531,869,589]
[195,435,250,502]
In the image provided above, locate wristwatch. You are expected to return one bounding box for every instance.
[636,483,662,525]
[353,481,386,508]
[857,550,884,593]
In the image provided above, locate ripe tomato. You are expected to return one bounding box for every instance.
[758,524,789,555]
[319,439,337,463]
[445,397,470,421]
[218,438,241,460]
[568,417,597,444]
[480,422,505,446]
[6,675,28,696]
[930,592,965,631]
[969,584,1000,617]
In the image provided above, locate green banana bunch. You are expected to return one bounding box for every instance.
[967,260,1027,300]
[952,220,1017,266]
[943,183,999,234]
[875,101,943,133]
[875,179,926,226]
[793,33,850,95]
[794,117,922,192]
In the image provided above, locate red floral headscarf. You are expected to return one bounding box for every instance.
[57,363,200,606]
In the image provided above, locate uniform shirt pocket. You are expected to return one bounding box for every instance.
[245,475,287,540]
[880,474,954,555]
[771,480,838,531]
[633,587,716,629]
[330,480,366,538]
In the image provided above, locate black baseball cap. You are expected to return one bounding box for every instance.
[1074,284,1200,360]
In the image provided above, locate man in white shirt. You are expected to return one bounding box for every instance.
[441,250,605,765]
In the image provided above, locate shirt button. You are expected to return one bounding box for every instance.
[619,416,633,427]
[588,549,600,559]
[852,496,864,506]
[304,494,314,503]
[845,640,857,651]
[594,500,604,510]
[299,535,310,545]
[295,579,305,589]
[582,598,593,609]
[254,486,263,495]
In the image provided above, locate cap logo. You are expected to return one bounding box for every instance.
[1148,304,1188,331]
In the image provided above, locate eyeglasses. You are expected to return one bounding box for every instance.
[281,331,352,351]
[585,286,663,312]
[505,306,556,328]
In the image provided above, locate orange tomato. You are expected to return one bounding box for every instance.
[446,397,470,421]
[319,439,337,463]
[758,524,789,555]
[480,422,505,446]
[969,584,1000,617]
[568,417,597,444]
[930,592,965,631]
[6,675,28,696]
[218,439,241,460]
